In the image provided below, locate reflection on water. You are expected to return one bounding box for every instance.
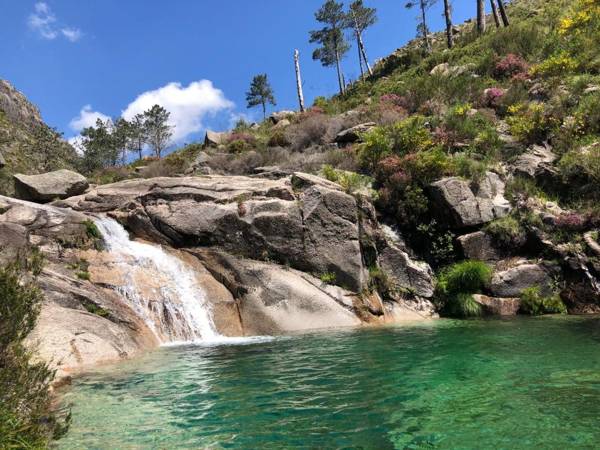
[59,316,600,449]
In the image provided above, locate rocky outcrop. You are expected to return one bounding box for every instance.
[473,294,521,316]
[511,144,557,179]
[458,231,501,263]
[59,173,369,292]
[14,169,89,203]
[490,261,553,297]
[378,240,435,298]
[204,130,229,147]
[0,196,156,380]
[0,151,5,169]
[429,172,511,229]
[0,79,43,128]
[334,122,376,145]
[270,111,296,124]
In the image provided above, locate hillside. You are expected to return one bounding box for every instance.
[0,80,77,195]
[114,0,600,315]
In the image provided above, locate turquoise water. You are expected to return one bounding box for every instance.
[59,317,600,449]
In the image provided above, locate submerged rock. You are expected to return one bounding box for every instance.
[14,169,89,203]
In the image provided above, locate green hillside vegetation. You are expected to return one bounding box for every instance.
[0,109,77,196]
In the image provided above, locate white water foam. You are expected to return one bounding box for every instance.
[94,217,220,344]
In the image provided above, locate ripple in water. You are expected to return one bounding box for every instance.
[59,316,600,449]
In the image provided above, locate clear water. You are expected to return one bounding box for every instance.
[58,316,600,449]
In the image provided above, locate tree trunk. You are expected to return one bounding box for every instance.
[294,50,305,112]
[420,0,432,52]
[138,146,143,161]
[334,35,345,95]
[477,0,486,34]
[490,0,501,27]
[496,0,510,27]
[358,33,372,76]
[262,101,266,120]
[443,0,453,49]
[357,34,365,79]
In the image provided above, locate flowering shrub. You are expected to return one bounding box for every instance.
[555,213,587,231]
[483,88,506,108]
[506,102,556,144]
[531,52,579,77]
[380,93,410,110]
[559,0,600,36]
[494,54,530,79]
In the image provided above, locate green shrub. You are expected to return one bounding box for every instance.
[84,220,102,240]
[520,286,567,315]
[447,293,482,318]
[439,260,493,296]
[358,127,392,171]
[453,154,487,184]
[388,115,434,155]
[506,102,557,145]
[485,216,527,247]
[319,272,337,284]
[0,260,70,448]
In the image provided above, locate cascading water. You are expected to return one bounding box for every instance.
[94,217,220,344]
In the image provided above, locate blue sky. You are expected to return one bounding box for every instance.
[0,0,476,146]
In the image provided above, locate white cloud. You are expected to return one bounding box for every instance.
[69,105,111,132]
[28,2,82,42]
[61,27,83,42]
[122,80,234,143]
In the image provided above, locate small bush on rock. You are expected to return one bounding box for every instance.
[520,286,567,315]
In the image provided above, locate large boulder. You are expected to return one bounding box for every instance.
[490,262,553,297]
[429,172,511,229]
[269,110,296,124]
[458,231,501,263]
[204,130,229,147]
[473,294,521,316]
[377,238,435,298]
[511,144,557,179]
[334,122,376,145]
[14,169,88,203]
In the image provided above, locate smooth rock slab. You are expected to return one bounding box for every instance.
[473,294,521,316]
[14,169,88,203]
[490,263,553,298]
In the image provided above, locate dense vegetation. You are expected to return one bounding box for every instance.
[0,253,69,448]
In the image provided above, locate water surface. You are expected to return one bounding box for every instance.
[59,316,600,449]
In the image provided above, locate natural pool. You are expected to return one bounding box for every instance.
[58,316,600,449]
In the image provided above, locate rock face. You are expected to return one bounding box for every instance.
[60,173,370,292]
[335,122,376,144]
[190,249,361,335]
[0,151,5,169]
[511,144,557,179]
[14,169,89,203]
[473,294,521,316]
[429,172,511,229]
[0,79,43,128]
[458,231,501,263]
[490,262,553,297]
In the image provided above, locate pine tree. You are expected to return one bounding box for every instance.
[490,0,501,28]
[128,113,148,161]
[143,105,173,159]
[405,0,435,53]
[310,0,350,95]
[348,0,377,77]
[246,74,276,120]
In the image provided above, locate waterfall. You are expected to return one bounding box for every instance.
[94,217,220,344]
